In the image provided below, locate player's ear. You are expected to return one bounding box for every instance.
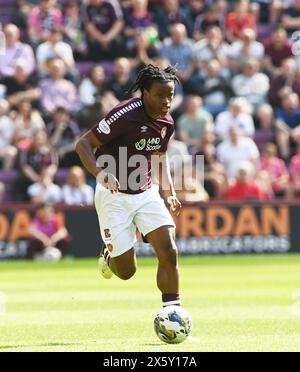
[143,89,150,99]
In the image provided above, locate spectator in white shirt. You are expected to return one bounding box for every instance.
[0,99,17,170]
[215,97,255,141]
[39,59,78,115]
[36,28,78,82]
[178,95,214,153]
[79,65,105,108]
[217,127,260,180]
[192,26,230,70]
[228,28,265,68]
[0,24,36,78]
[231,58,270,108]
[27,169,62,204]
[159,23,194,83]
[12,101,45,150]
[195,59,234,117]
[61,166,94,206]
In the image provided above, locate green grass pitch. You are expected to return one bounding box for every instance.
[1,255,300,352]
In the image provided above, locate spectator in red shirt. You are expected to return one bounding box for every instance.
[290,145,300,197]
[226,161,266,201]
[27,203,70,260]
[263,26,293,76]
[260,143,290,198]
[225,0,256,42]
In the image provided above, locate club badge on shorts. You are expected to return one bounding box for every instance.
[107,244,114,253]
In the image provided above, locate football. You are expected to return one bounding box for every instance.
[154,306,192,344]
[34,247,62,262]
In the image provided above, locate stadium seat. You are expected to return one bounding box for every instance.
[75,61,115,78]
[0,0,17,24]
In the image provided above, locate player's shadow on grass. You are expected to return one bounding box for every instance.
[0,342,83,350]
[142,343,164,346]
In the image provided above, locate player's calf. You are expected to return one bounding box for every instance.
[157,244,181,307]
[160,242,178,268]
[106,247,137,281]
[146,227,181,307]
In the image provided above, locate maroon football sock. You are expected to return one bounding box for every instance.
[162,293,181,307]
[104,248,111,267]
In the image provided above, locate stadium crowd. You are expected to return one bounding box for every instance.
[1,0,300,204]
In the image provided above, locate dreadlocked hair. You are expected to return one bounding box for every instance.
[128,64,180,96]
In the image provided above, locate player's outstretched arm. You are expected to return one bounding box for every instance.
[75,131,103,178]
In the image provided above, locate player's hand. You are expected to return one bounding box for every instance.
[167,196,182,217]
[97,171,120,194]
[43,237,52,247]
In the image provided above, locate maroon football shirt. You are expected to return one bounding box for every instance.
[91,97,174,194]
[81,0,123,34]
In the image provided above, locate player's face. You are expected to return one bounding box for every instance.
[144,81,175,118]
[39,206,54,222]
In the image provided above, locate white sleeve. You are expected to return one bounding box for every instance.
[227,42,240,59]
[24,44,36,75]
[36,44,48,65]
[232,75,250,96]
[256,42,265,60]
[79,79,96,106]
[84,186,95,205]
[248,139,260,160]
[244,114,255,137]
[216,143,225,163]
[59,43,75,67]
[62,185,72,205]
[215,113,229,140]
[53,185,62,203]
[27,183,39,198]
[254,74,270,95]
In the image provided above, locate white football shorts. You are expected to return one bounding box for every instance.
[94,184,176,258]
